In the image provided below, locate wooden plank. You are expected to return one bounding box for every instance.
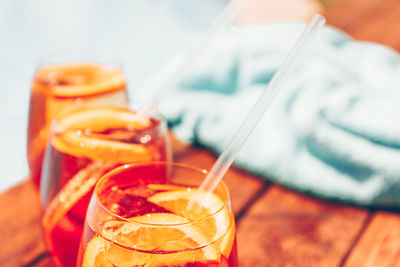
[169,132,192,160]
[175,147,266,216]
[346,2,400,49]
[237,185,369,267]
[344,212,400,267]
[0,180,46,267]
[325,0,392,30]
[327,0,400,50]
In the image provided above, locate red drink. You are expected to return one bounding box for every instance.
[77,163,238,267]
[41,108,170,267]
[28,62,128,188]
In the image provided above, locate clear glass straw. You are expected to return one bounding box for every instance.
[189,14,326,208]
[137,0,249,117]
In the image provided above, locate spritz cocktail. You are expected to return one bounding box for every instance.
[28,62,128,188]
[41,107,170,267]
[78,162,237,267]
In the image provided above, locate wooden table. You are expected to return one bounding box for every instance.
[2,0,400,266]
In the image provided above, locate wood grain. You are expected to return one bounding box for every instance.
[344,212,400,267]
[325,0,393,29]
[326,0,400,50]
[345,2,400,48]
[0,180,46,267]
[237,185,369,267]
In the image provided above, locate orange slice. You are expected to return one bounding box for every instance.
[148,189,235,257]
[55,108,151,133]
[80,236,109,267]
[51,108,152,162]
[147,184,188,191]
[82,213,219,267]
[42,161,117,231]
[36,62,126,97]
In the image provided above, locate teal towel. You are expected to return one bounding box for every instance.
[156,23,400,207]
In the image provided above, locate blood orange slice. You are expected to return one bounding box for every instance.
[148,188,235,257]
[42,161,117,232]
[82,213,220,267]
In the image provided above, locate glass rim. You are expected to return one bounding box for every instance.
[93,161,232,227]
[52,106,164,124]
[51,106,166,133]
[32,59,127,99]
[47,107,168,161]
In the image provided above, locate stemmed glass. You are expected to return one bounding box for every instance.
[40,107,171,267]
[78,162,238,267]
[27,59,129,188]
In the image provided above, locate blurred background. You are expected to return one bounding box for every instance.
[0,0,329,191]
[0,0,228,191]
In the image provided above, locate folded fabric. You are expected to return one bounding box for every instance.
[154,22,400,207]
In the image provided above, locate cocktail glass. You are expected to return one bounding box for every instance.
[77,162,237,267]
[28,60,129,188]
[41,107,170,267]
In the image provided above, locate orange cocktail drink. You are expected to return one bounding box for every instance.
[41,107,170,267]
[28,62,128,188]
[78,162,237,267]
